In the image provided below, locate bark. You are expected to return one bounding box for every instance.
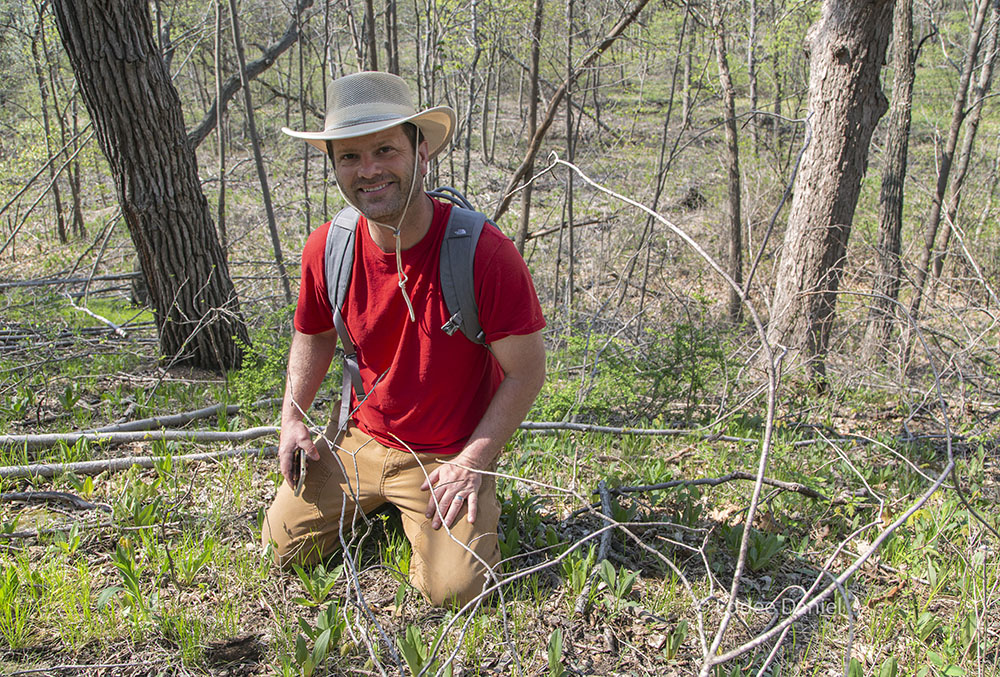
[215,0,228,255]
[516,0,545,254]
[564,0,575,312]
[363,0,378,70]
[52,0,248,371]
[385,0,399,74]
[713,0,743,324]
[860,0,916,364]
[748,0,759,153]
[186,0,314,150]
[908,0,992,325]
[766,0,892,384]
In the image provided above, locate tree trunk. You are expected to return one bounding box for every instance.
[228,0,292,305]
[748,0,759,153]
[930,5,999,284]
[713,0,743,324]
[860,0,915,365]
[52,0,248,372]
[516,0,544,255]
[31,18,68,244]
[215,0,229,255]
[907,0,992,326]
[564,0,575,313]
[766,0,892,385]
[363,0,379,70]
[385,0,399,74]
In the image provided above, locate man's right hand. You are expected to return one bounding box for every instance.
[278,420,320,487]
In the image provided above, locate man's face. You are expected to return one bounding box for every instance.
[330,126,429,226]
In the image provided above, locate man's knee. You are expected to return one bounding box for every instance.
[260,511,331,569]
[416,564,496,608]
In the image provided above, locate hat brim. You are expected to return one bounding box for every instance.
[282,106,456,160]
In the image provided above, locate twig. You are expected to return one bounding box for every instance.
[518,420,756,443]
[0,446,277,479]
[65,294,127,338]
[605,471,860,505]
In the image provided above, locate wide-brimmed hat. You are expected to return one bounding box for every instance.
[281,71,456,159]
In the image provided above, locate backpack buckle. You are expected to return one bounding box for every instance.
[441,311,462,336]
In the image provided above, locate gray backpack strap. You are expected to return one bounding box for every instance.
[325,207,363,430]
[439,206,487,344]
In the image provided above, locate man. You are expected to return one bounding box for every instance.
[261,71,546,607]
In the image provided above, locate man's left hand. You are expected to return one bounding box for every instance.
[421,461,483,530]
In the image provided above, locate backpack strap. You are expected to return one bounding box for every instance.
[324,207,363,430]
[439,206,487,344]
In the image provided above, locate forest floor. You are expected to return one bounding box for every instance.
[0,274,998,676]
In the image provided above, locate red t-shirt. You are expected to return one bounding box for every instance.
[295,198,546,454]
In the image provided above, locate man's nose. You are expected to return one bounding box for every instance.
[357,153,381,178]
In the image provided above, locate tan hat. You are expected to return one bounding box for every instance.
[281,71,456,159]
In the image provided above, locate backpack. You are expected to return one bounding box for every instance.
[323,187,490,429]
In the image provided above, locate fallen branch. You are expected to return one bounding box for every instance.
[606,471,847,504]
[518,421,757,443]
[0,427,278,453]
[93,397,281,433]
[0,490,110,512]
[0,446,277,479]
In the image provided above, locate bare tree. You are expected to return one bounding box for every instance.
[860,0,917,364]
[907,0,992,327]
[52,0,248,371]
[515,0,544,255]
[712,0,743,324]
[766,0,893,385]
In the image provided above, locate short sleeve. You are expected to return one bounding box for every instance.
[293,222,336,335]
[474,224,546,344]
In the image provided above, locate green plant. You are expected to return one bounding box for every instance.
[596,559,639,614]
[396,622,453,677]
[51,523,82,556]
[562,543,596,598]
[0,564,35,648]
[292,561,343,607]
[722,524,786,572]
[175,534,215,587]
[294,601,347,677]
[547,627,565,677]
[663,620,688,660]
[97,542,156,631]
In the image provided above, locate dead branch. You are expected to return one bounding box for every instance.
[0,490,109,511]
[0,446,276,479]
[92,397,281,433]
[186,0,314,149]
[0,426,277,453]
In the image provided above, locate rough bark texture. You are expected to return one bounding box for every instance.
[52,0,248,372]
[713,2,743,324]
[766,0,892,383]
[861,0,915,364]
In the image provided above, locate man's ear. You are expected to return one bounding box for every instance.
[417,139,430,176]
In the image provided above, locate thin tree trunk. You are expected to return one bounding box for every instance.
[860,0,916,365]
[931,6,999,283]
[564,0,575,313]
[493,0,652,222]
[52,0,248,371]
[363,0,379,70]
[31,16,67,244]
[748,0,759,153]
[516,0,544,254]
[385,0,399,74]
[766,0,892,385]
[215,0,228,256]
[908,0,992,326]
[713,0,743,324]
[297,0,311,239]
[228,0,292,304]
[462,0,483,193]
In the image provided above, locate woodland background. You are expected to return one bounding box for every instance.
[0,0,998,675]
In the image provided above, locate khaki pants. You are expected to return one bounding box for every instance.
[261,420,501,607]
